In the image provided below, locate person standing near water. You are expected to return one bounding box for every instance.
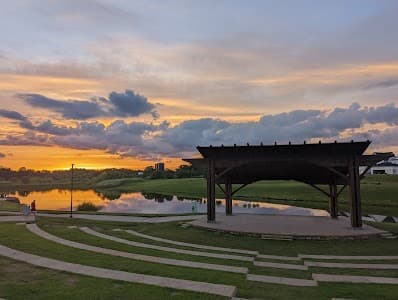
[30,199,36,215]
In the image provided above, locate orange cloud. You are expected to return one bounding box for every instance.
[0,74,101,99]
[249,62,398,87]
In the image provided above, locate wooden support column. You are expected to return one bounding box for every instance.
[348,156,362,228]
[207,159,216,222]
[329,182,338,219]
[225,178,232,215]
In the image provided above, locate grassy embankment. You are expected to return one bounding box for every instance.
[0,201,20,212]
[0,181,91,193]
[95,175,398,216]
[0,217,398,299]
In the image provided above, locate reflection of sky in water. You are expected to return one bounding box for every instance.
[101,192,329,216]
[12,189,328,216]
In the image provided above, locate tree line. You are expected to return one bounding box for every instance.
[142,165,204,179]
[0,164,204,185]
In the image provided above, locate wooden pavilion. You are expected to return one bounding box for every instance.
[184,141,391,228]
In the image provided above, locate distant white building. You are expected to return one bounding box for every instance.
[360,156,398,175]
[155,162,165,172]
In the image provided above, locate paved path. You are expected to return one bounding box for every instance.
[37,213,203,223]
[0,215,35,222]
[0,211,22,215]
[26,224,247,274]
[247,274,317,287]
[300,254,398,260]
[253,260,308,270]
[0,243,236,297]
[125,229,258,255]
[81,227,254,262]
[305,261,398,269]
[313,273,398,284]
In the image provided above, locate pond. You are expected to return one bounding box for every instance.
[7,188,329,216]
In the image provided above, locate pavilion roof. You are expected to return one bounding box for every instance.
[184,141,392,185]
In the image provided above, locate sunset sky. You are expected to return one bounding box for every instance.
[1,0,398,170]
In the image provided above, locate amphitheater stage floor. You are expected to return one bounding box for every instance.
[190,214,385,239]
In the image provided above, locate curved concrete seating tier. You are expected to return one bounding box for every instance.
[125,229,258,255]
[26,224,248,274]
[81,227,254,262]
[0,243,237,297]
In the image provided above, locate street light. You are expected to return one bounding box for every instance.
[70,163,74,218]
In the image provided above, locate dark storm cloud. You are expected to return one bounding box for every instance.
[18,90,157,120]
[0,109,27,121]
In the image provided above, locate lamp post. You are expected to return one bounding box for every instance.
[70,163,74,218]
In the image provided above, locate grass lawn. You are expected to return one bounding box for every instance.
[0,201,20,212]
[0,256,220,300]
[95,175,398,216]
[0,217,398,299]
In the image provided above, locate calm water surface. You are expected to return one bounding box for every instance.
[10,189,329,216]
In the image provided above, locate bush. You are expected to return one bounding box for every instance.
[76,202,102,211]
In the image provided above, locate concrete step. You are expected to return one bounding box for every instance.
[247,274,317,287]
[313,273,398,284]
[0,244,237,297]
[254,261,308,270]
[260,234,293,241]
[256,254,301,261]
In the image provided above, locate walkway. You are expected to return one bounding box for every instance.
[26,224,248,274]
[0,244,236,297]
[0,215,35,223]
[81,227,254,262]
[37,213,203,223]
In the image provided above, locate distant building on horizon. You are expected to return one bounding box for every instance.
[155,162,165,172]
[360,155,398,175]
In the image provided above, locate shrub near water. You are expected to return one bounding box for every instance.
[76,202,102,211]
